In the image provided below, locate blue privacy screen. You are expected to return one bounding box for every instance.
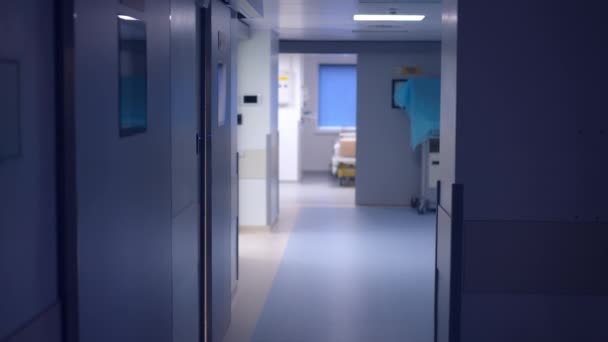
[318,65,357,128]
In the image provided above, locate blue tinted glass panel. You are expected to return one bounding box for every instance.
[119,17,148,137]
[319,65,357,127]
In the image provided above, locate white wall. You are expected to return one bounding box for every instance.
[300,122,339,172]
[278,54,303,181]
[356,49,441,206]
[237,29,278,227]
[299,54,358,172]
[238,32,272,152]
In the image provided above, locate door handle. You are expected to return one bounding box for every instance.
[196,133,202,155]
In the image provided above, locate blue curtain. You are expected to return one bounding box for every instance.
[394,78,440,149]
[319,65,357,127]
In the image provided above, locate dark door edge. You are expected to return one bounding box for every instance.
[55,0,80,341]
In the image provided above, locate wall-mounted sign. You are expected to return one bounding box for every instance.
[399,66,421,76]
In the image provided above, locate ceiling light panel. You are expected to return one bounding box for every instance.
[353,14,425,21]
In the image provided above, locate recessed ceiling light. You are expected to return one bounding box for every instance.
[352,29,409,33]
[118,14,139,21]
[353,14,425,22]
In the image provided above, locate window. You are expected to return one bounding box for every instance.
[318,64,357,128]
[118,16,148,137]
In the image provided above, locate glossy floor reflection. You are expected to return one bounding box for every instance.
[251,207,435,342]
[224,173,435,342]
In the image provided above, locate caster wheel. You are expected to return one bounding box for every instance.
[417,200,427,215]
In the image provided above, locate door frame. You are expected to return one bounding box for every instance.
[54,0,79,341]
[198,2,212,342]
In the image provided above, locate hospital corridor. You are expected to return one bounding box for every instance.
[1,1,607,342]
[226,174,436,342]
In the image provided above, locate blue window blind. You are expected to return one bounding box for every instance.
[319,64,357,127]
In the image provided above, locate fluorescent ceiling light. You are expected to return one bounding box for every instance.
[354,14,425,22]
[118,15,139,21]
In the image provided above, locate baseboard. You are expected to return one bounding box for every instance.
[355,203,410,208]
[239,225,271,232]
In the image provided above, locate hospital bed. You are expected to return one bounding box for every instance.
[331,133,357,186]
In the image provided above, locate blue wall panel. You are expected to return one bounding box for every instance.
[170,0,202,341]
[0,0,59,339]
[4,305,62,342]
[441,0,608,340]
[74,0,173,341]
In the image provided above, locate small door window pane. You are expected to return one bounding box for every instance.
[118,16,148,137]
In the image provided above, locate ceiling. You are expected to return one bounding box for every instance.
[246,0,442,41]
